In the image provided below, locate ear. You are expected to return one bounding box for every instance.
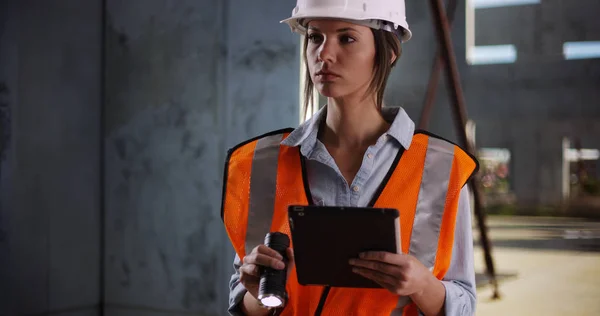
[390,50,398,65]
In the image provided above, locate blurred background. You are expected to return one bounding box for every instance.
[0,0,599,315]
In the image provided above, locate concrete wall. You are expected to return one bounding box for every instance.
[104,0,298,314]
[103,1,229,314]
[0,0,18,313]
[0,1,102,315]
[225,1,300,144]
[1,0,299,315]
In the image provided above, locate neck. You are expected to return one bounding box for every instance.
[320,95,389,149]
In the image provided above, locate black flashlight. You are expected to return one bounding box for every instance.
[258,232,290,308]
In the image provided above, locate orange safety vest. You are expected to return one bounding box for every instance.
[221,128,478,316]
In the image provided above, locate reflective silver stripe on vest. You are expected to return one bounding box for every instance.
[409,137,455,268]
[393,296,411,313]
[245,134,284,254]
[390,306,404,316]
[394,137,455,311]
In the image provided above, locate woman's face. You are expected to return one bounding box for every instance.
[306,19,376,100]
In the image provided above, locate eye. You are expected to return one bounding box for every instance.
[340,34,356,44]
[307,33,323,44]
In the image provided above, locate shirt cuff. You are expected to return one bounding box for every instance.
[442,280,474,316]
[228,282,248,316]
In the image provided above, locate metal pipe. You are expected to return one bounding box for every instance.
[428,0,500,299]
[418,55,443,130]
[418,0,458,130]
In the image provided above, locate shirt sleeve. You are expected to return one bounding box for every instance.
[228,254,249,316]
[440,185,477,316]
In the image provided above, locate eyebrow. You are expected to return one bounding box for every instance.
[307,26,358,33]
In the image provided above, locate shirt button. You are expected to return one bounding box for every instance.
[352,186,360,192]
[367,153,374,159]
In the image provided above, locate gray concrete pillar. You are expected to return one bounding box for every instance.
[0,1,103,315]
[103,0,299,314]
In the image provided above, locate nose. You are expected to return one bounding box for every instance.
[317,38,336,63]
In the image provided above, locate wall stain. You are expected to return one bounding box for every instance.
[121,169,131,180]
[181,254,218,308]
[114,138,126,159]
[104,13,220,134]
[180,224,217,307]
[142,158,152,174]
[121,261,131,288]
[183,228,205,269]
[181,130,192,153]
[102,2,231,312]
[158,248,174,288]
[234,40,296,73]
[113,218,124,232]
[118,32,128,49]
[193,144,205,159]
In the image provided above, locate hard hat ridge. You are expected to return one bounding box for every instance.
[280,0,412,42]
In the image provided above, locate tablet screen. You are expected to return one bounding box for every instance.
[287,205,400,288]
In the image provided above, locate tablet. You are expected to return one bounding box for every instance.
[287,205,400,288]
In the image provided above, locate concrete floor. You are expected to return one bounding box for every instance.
[473,216,600,316]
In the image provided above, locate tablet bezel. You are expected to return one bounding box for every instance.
[287,205,401,288]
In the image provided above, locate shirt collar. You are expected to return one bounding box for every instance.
[380,106,415,149]
[281,105,415,154]
[280,106,325,157]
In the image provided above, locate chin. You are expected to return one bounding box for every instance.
[315,84,347,99]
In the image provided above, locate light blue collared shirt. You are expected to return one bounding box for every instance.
[281,106,414,208]
[228,106,476,315]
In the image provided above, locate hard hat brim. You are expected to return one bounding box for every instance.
[280,12,412,43]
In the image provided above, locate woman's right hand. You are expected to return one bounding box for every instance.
[239,244,295,300]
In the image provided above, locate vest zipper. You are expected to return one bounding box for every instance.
[314,286,331,316]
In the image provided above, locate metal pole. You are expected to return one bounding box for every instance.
[418,0,458,130]
[418,56,443,130]
[428,0,500,299]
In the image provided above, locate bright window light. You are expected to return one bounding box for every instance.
[479,148,512,163]
[468,45,517,65]
[563,41,600,60]
[473,0,541,9]
[565,149,600,161]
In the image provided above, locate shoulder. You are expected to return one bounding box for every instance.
[226,128,295,159]
[412,129,480,174]
[412,130,474,157]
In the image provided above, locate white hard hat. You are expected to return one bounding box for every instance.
[281,0,412,43]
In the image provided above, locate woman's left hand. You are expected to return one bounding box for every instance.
[349,251,433,297]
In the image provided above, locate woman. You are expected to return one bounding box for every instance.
[221,0,478,315]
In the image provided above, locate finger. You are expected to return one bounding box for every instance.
[239,263,260,277]
[349,258,401,276]
[239,271,259,287]
[359,251,407,265]
[356,273,394,292]
[255,244,283,260]
[244,253,285,270]
[352,267,397,289]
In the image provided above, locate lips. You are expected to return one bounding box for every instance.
[315,70,340,81]
[316,70,339,77]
